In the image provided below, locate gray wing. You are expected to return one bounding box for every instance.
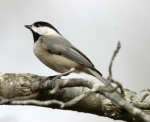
[40,35,95,68]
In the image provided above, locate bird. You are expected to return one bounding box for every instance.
[25,21,108,86]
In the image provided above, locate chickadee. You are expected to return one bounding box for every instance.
[25,21,107,85]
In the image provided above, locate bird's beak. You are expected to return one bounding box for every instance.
[24,25,32,29]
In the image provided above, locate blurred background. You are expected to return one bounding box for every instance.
[0,0,149,122]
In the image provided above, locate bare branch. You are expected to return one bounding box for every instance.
[0,42,149,122]
[11,99,65,107]
[108,41,121,79]
[0,74,150,121]
[107,41,125,96]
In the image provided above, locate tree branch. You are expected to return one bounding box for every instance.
[108,41,121,79]
[0,42,150,122]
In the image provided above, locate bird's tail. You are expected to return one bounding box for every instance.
[85,67,109,85]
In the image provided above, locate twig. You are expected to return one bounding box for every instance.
[10,99,65,107]
[111,79,125,97]
[0,93,39,104]
[107,41,124,96]
[108,41,121,79]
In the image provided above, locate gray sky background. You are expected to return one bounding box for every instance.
[0,0,149,122]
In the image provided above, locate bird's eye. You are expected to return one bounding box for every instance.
[37,24,41,27]
[35,24,39,27]
[34,23,40,27]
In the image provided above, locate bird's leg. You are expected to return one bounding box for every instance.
[39,75,57,89]
[49,68,76,94]
[39,68,76,93]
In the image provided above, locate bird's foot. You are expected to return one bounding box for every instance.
[39,68,75,94]
[49,68,76,94]
[39,75,57,90]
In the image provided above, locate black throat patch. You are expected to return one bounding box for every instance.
[31,31,40,42]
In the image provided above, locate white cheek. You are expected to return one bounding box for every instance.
[32,26,60,36]
[37,28,47,35]
[32,27,47,35]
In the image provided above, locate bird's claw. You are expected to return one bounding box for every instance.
[39,75,57,90]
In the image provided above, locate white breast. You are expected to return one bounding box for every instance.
[33,40,79,73]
